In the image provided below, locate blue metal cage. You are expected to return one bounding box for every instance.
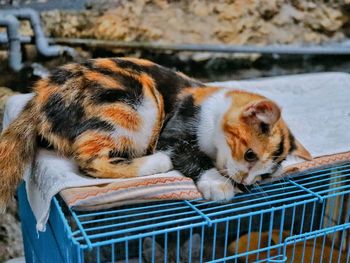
[18,162,350,262]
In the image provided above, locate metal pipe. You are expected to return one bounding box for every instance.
[0,33,32,44]
[49,37,350,55]
[1,8,77,58]
[0,15,23,71]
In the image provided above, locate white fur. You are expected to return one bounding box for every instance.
[197,90,231,159]
[197,168,235,201]
[196,90,250,183]
[138,152,173,176]
[110,96,159,156]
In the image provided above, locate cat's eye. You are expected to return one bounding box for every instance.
[244,149,258,162]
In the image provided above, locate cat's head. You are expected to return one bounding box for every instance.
[216,90,312,185]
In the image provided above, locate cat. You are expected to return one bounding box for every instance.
[0,57,312,212]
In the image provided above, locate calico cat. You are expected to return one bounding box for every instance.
[0,57,311,212]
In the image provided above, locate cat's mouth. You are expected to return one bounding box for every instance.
[221,165,273,185]
[230,172,274,185]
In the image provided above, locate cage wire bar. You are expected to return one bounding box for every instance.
[19,161,350,263]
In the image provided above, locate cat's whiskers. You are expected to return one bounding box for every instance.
[217,169,244,196]
[217,168,228,174]
[270,160,288,191]
[253,183,268,199]
[242,184,251,193]
[281,174,293,192]
[281,176,289,191]
[217,168,236,184]
[223,175,233,186]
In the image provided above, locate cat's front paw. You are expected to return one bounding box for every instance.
[197,168,235,201]
[138,151,173,176]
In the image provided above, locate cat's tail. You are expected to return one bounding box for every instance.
[0,99,39,213]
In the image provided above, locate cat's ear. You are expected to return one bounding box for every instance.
[241,100,281,130]
[291,139,312,161]
[181,234,201,261]
[143,237,164,263]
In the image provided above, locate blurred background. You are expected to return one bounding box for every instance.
[1,0,350,261]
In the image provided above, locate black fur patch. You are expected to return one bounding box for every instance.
[156,137,180,150]
[236,183,252,193]
[169,140,214,181]
[260,173,271,180]
[260,122,270,134]
[43,93,114,140]
[87,82,141,109]
[49,68,82,85]
[36,136,54,150]
[145,65,202,113]
[83,61,143,108]
[76,118,114,138]
[93,88,129,103]
[80,167,97,176]
[109,158,132,165]
[272,134,285,161]
[112,58,146,72]
[177,96,199,120]
[87,59,202,114]
[288,131,297,153]
[157,94,209,181]
[157,94,199,145]
[108,149,130,159]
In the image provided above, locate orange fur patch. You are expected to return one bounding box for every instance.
[78,155,150,179]
[101,105,142,131]
[121,57,155,66]
[180,86,220,104]
[34,79,59,105]
[139,73,155,90]
[223,124,249,161]
[86,157,138,178]
[84,71,120,88]
[94,58,119,71]
[94,59,127,76]
[225,90,265,108]
[117,136,134,152]
[75,132,116,158]
[139,73,165,152]
[94,58,142,83]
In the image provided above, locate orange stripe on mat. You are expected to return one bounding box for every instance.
[286,151,350,173]
[64,177,195,205]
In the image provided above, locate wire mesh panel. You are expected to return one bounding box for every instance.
[19,162,350,263]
